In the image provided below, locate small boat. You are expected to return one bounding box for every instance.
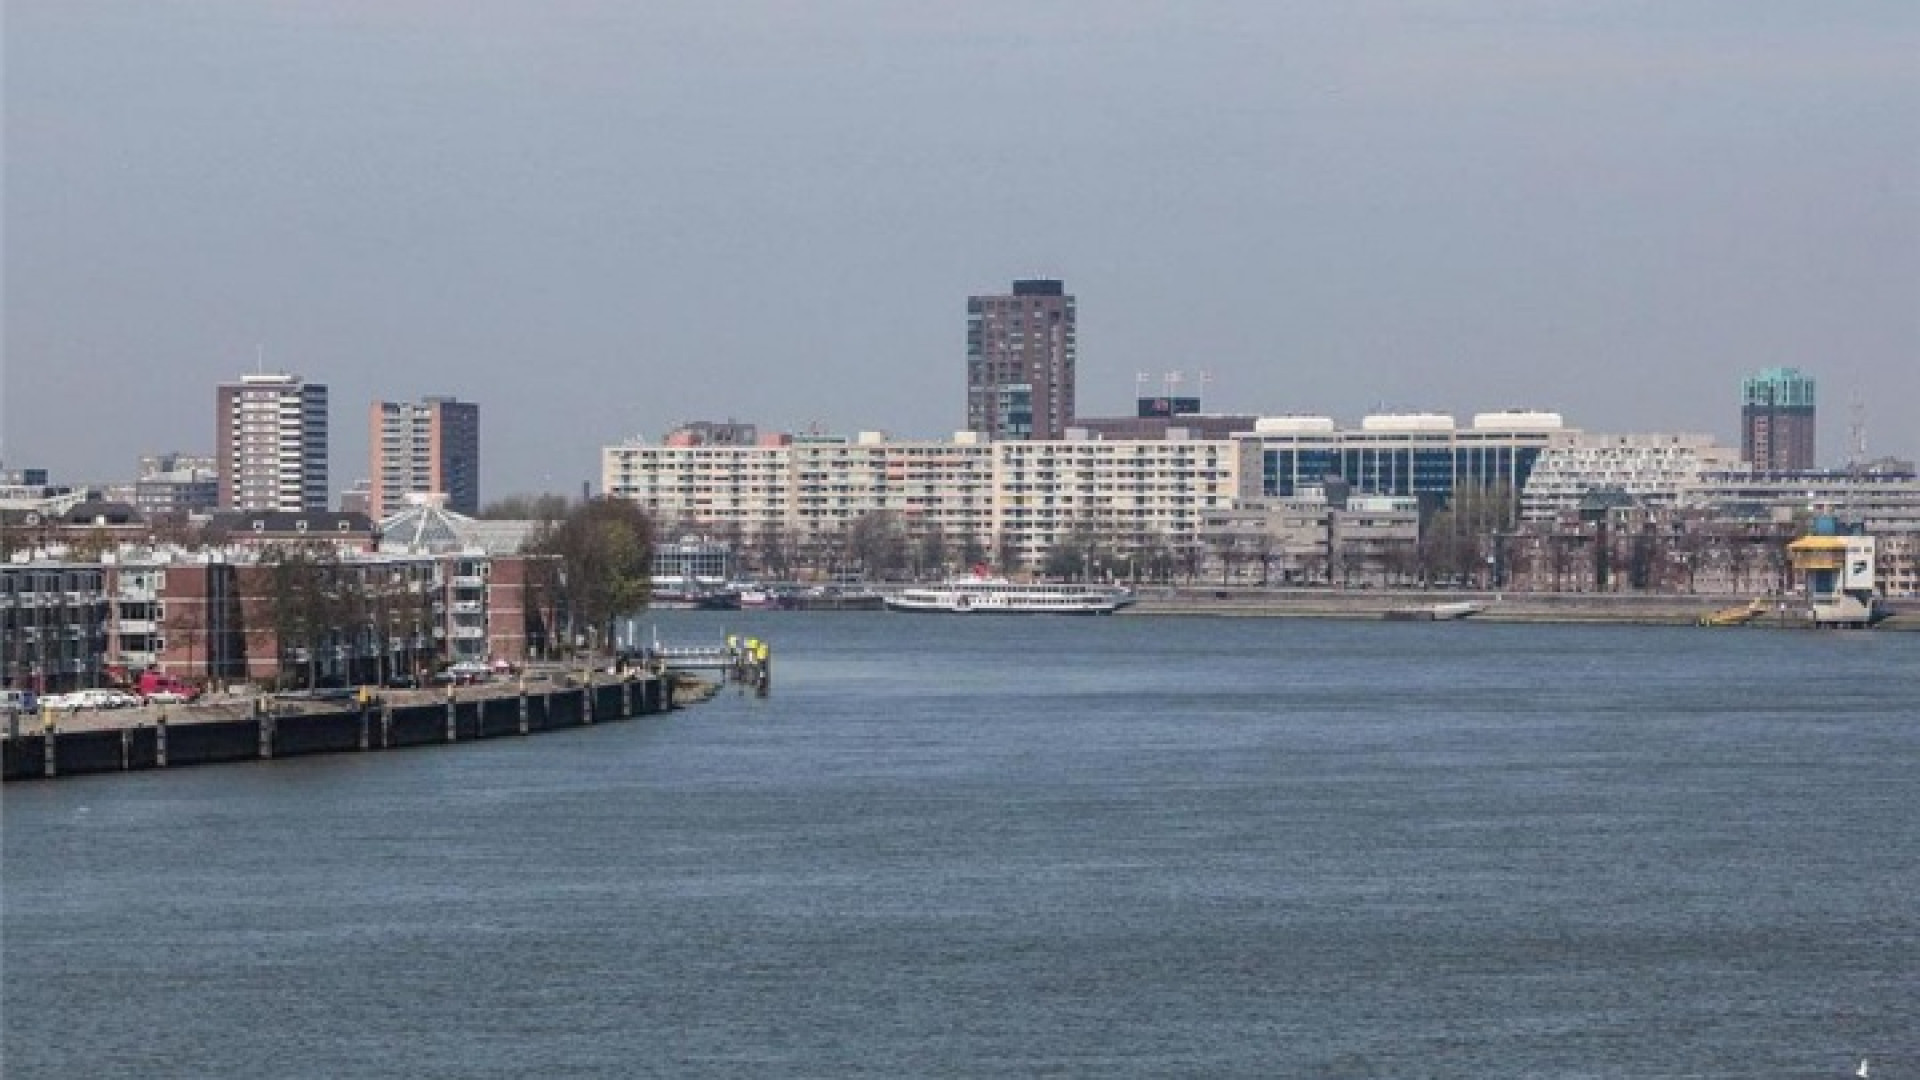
[884,574,1134,615]
[737,588,793,611]
[651,588,740,611]
[1384,601,1486,622]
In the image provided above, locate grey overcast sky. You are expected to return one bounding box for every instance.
[5,1,1916,499]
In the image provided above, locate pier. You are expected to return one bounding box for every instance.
[2,672,670,783]
[649,635,773,696]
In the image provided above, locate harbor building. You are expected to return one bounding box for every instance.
[1787,526,1882,626]
[1237,411,1565,503]
[968,279,1077,441]
[369,396,480,518]
[215,372,329,512]
[1740,367,1816,471]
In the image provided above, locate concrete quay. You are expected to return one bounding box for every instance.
[2,673,671,783]
[1121,587,1920,629]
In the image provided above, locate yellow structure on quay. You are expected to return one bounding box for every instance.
[1787,532,1883,627]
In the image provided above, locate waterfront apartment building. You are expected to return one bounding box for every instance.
[603,425,1251,576]
[215,373,329,512]
[1237,411,1566,504]
[1740,366,1816,471]
[1519,433,1747,522]
[0,562,111,695]
[967,279,1077,441]
[369,396,480,518]
[1200,490,1422,586]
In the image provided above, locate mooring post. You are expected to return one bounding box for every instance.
[358,706,370,751]
[122,725,133,770]
[259,708,276,759]
[445,695,458,742]
[42,713,57,778]
[381,705,393,749]
[155,714,168,767]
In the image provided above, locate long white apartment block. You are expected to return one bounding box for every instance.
[603,439,795,538]
[603,429,1254,573]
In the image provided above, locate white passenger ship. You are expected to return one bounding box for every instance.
[884,574,1135,615]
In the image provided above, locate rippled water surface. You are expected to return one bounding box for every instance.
[5,615,1917,1078]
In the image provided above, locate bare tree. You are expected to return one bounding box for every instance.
[527,498,654,652]
[848,511,907,580]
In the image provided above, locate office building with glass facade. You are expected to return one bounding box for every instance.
[1237,411,1565,505]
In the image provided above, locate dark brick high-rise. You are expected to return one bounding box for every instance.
[1741,367,1816,472]
[967,279,1076,441]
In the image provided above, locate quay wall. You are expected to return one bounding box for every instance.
[3,677,669,783]
[1128,588,1784,625]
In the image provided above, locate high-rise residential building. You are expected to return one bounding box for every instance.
[369,396,481,518]
[215,373,329,512]
[1740,367,1816,471]
[967,278,1076,441]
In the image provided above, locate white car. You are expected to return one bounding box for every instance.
[144,690,194,705]
[57,689,139,710]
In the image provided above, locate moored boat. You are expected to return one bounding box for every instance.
[1384,600,1486,621]
[884,574,1134,615]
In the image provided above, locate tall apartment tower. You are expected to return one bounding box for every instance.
[967,278,1076,441]
[369,396,481,518]
[1740,366,1816,471]
[215,372,330,511]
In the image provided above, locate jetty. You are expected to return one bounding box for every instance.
[648,635,773,697]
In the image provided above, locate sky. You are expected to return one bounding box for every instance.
[5,1,1917,499]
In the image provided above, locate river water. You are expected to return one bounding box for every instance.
[4,614,1916,1078]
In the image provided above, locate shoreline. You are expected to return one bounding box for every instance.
[1116,587,1920,630]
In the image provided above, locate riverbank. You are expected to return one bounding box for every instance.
[1120,587,1920,630]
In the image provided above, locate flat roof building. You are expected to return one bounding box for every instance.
[216,373,329,513]
[370,396,480,518]
[967,279,1076,442]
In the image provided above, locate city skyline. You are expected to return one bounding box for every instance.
[5,2,1916,496]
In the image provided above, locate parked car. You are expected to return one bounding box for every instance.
[79,688,142,709]
[433,661,493,686]
[144,689,194,705]
[39,689,134,711]
[136,671,201,702]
